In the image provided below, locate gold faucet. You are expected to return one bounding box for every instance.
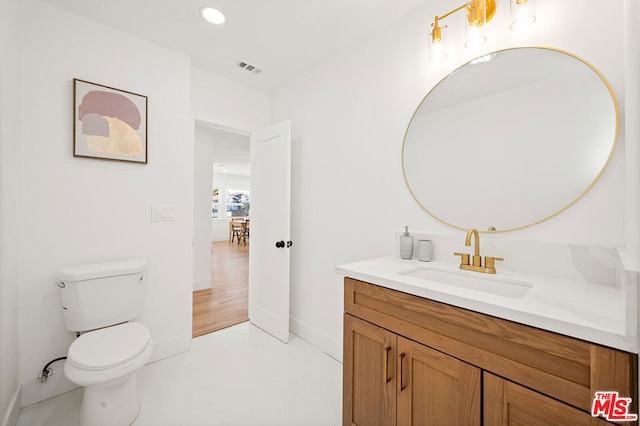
[454,228,503,274]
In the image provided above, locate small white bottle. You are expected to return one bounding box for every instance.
[400,226,414,259]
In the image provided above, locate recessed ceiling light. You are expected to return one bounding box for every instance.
[201,7,225,25]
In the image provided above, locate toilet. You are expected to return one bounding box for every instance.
[56,259,153,426]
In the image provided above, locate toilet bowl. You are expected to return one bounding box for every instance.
[64,322,153,426]
[56,259,151,426]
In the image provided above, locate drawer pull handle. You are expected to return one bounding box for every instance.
[384,346,392,383]
[399,352,407,391]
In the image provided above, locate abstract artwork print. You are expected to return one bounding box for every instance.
[73,79,148,163]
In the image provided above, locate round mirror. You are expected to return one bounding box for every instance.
[402,47,619,232]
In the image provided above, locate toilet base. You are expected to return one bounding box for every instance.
[79,373,140,426]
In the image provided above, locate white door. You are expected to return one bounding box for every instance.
[249,120,291,343]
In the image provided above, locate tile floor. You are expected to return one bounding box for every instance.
[17,322,342,425]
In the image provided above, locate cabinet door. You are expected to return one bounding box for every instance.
[396,336,480,426]
[343,314,396,426]
[484,372,611,425]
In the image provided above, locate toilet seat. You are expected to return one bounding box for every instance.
[68,322,151,371]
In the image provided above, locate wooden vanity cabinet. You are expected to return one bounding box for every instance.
[343,278,638,426]
[344,314,480,426]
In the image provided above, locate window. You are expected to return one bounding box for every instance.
[226,189,250,217]
[212,188,220,218]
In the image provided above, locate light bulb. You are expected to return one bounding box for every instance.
[429,40,447,63]
[510,0,536,31]
[465,26,486,49]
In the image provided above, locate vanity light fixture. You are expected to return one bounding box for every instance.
[429,0,496,63]
[201,7,226,25]
[428,0,536,63]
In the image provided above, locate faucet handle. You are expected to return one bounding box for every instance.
[484,256,504,269]
[454,252,470,266]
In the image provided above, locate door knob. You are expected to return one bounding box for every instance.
[275,241,285,248]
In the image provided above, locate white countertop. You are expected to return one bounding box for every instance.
[336,256,638,353]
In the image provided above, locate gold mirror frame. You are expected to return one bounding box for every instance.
[402,47,619,233]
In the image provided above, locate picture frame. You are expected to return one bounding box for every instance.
[73,78,148,163]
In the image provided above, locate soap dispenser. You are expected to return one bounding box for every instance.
[400,226,414,260]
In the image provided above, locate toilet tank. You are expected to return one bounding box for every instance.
[57,259,147,332]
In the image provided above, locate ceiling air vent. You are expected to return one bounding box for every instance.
[237,61,262,74]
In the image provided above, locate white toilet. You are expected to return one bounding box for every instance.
[56,259,153,426]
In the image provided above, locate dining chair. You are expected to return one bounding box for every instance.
[242,219,250,245]
[230,221,244,244]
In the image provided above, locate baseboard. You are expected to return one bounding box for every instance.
[618,248,640,272]
[193,278,212,291]
[148,332,191,364]
[290,316,343,363]
[1,385,21,426]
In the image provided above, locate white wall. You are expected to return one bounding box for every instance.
[192,67,271,132]
[622,2,640,389]
[193,125,215,291]
[0,0,23,422]
[625,0,640,271]
[272,0,628,360]
[17,0,194,406]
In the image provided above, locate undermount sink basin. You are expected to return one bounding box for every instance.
[400,266,533,298]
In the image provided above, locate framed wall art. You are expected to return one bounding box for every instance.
[73,78,148,163]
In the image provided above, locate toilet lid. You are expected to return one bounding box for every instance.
[67,322,151,371]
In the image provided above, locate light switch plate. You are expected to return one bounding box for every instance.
[152,205,177,222]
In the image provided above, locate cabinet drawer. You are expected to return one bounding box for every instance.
[484,372,612,425]
[344,277,637,414]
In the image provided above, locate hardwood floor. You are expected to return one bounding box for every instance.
[192,240,249,338]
